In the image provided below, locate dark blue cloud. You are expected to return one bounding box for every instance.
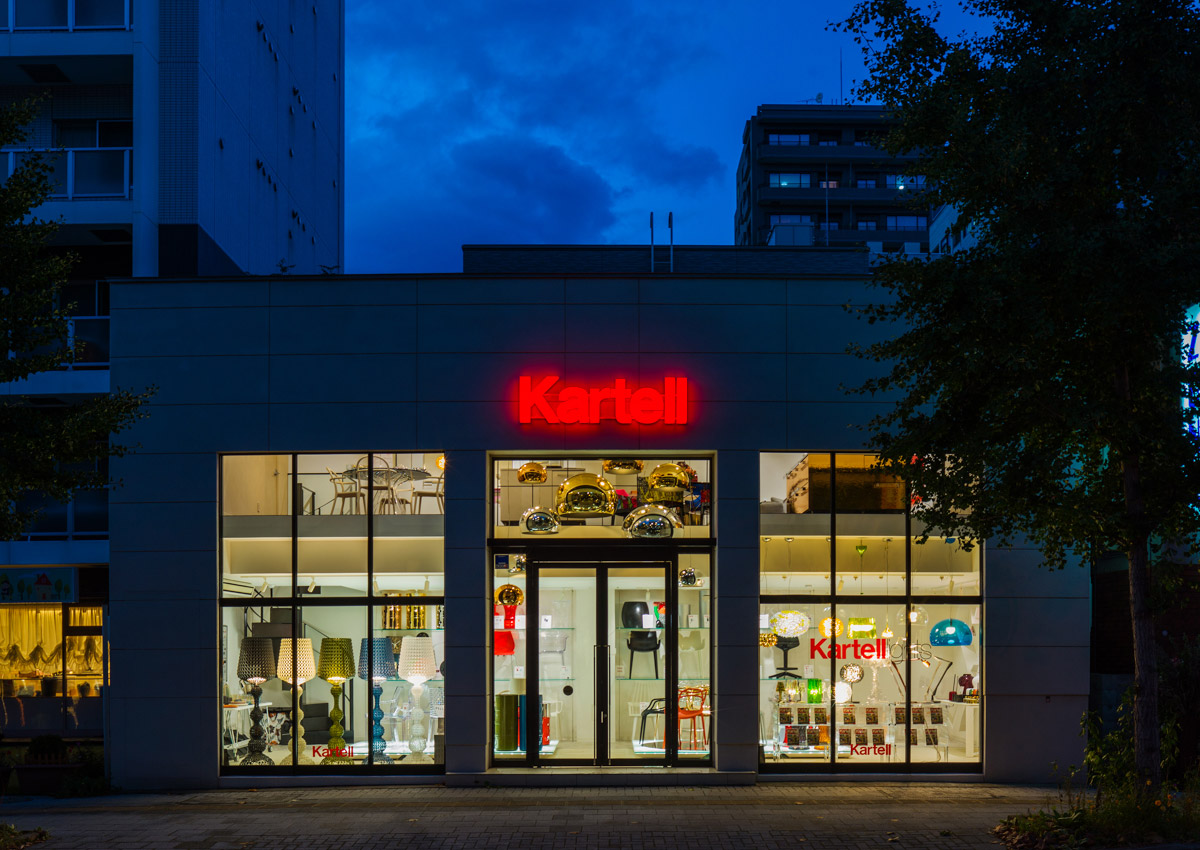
[344,1,992,272]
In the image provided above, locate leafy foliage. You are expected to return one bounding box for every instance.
[834,0,1200,565]
[0,824,48,850]
[834,0,1200,786]
[0,97,151,540]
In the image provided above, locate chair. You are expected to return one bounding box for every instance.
[678,685,709,750]
[638,698,666,749]
[413,474,444,514]
[626,630,660,678]
[355,455,393,513]
[327,467,366,515]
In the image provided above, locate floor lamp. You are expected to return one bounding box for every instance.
[317,638,356,763]
[398,635,438,763]
[359,637,397,764]
[236,637,276,766]
[277,638,317,764]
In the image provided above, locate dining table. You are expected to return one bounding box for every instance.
[343,466,432,512]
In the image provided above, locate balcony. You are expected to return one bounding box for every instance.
[758,185,908,205]
[3,147,131,199]
[757,144,920,164]
[0,0,130,31]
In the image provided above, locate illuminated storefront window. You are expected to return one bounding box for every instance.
[759,452,982,771]
[219,453,445,772]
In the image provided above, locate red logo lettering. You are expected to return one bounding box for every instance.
[518,376,689,425]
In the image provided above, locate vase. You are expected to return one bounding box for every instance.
[621,601,649,629]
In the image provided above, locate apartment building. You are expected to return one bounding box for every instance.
[0,0,343,741]
[735,104,929,252]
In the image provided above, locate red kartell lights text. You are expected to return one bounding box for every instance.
[518,375,689,426]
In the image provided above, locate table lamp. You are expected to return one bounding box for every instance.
[359,637,398,764]
[317,638,356,764]
[236,636,276,766]
[398,635,439,763]
[277,638,317,764]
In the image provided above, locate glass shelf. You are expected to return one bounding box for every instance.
[494,627,575,631]
[380,627,445,632]
[494,677,576,683]
[615,627,709,632]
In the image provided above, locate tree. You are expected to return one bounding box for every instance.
[1,97,151,540]
[835,0,1200,788]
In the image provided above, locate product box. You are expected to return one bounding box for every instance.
[911,706,925,725]
[865,707,879,725]
[854,728,868,746]
[929,706,943,725]
[872,728,887,746]
[838,728,852,746]
[842,706,856,725]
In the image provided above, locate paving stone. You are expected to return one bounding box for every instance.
[0,783,1080,850]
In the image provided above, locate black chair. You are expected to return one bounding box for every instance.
[626,630,661,678]
[770,635,802,679]
[638,697,667,748]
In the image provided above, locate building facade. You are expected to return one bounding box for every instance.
[735,105,929,253]
[0,0,344,742]
[80,246,1089,789]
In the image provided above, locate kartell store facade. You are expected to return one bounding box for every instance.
[103,246,1089,788]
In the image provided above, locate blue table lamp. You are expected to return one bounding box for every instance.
[359,637,397,764]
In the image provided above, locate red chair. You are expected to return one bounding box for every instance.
[678,686,709,750]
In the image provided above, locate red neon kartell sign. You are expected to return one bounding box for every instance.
[518,375,689,425]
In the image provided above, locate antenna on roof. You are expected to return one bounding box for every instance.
[650,212,655,272]
[668,212,674,273]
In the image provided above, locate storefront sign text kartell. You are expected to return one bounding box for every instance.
[518,375,689,426]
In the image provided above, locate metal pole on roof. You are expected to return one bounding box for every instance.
[650,212,655,272]
[668,212,674,273]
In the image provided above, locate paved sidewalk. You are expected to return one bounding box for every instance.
[0,782,1075,849]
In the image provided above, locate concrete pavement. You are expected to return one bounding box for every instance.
[0,782,1078,849]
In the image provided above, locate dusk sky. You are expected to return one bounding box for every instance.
[344,1,978,273]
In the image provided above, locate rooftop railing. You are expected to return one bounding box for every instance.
[1,0,130,31]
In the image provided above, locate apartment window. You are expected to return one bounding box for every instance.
[769,173,810,189]
[819,180,839,190]
[768,134,805,146]
[885,174,926,190]
[856,220,878,231]
[771,215,814,226]
[856,178,877,189]
[54,120,132,148]
[886,216,929,231]
[820,221,839,231]
[817,133,839,146]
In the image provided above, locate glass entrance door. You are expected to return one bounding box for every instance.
[502,561,671,765]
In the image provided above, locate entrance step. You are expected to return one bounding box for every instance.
[448,768,754,787]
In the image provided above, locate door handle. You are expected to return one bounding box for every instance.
[600,710,607,724]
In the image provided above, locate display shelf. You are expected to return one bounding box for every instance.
[379,628,445,632]
[494,677,575,682]
[615,627,709,632]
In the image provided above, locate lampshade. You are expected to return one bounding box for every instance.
[819,617,844,638]
[805,678,824,703]
[495,584,525,606]
[839,663,864,683]
[602,458,643,476]
[847,617,876,639]
[516,461,546,483]
[236,637,276,684]
[317,637,356,683]
[770,610,810,637]
[398,635,438,684]
[277,638,316,685]
[622,504,682,539]
[358,637,396,682]
[930,618,974,646]
[555,472,616,518]
[834,681,853,704]
[759,632,778,647]
[521,506,559,534]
